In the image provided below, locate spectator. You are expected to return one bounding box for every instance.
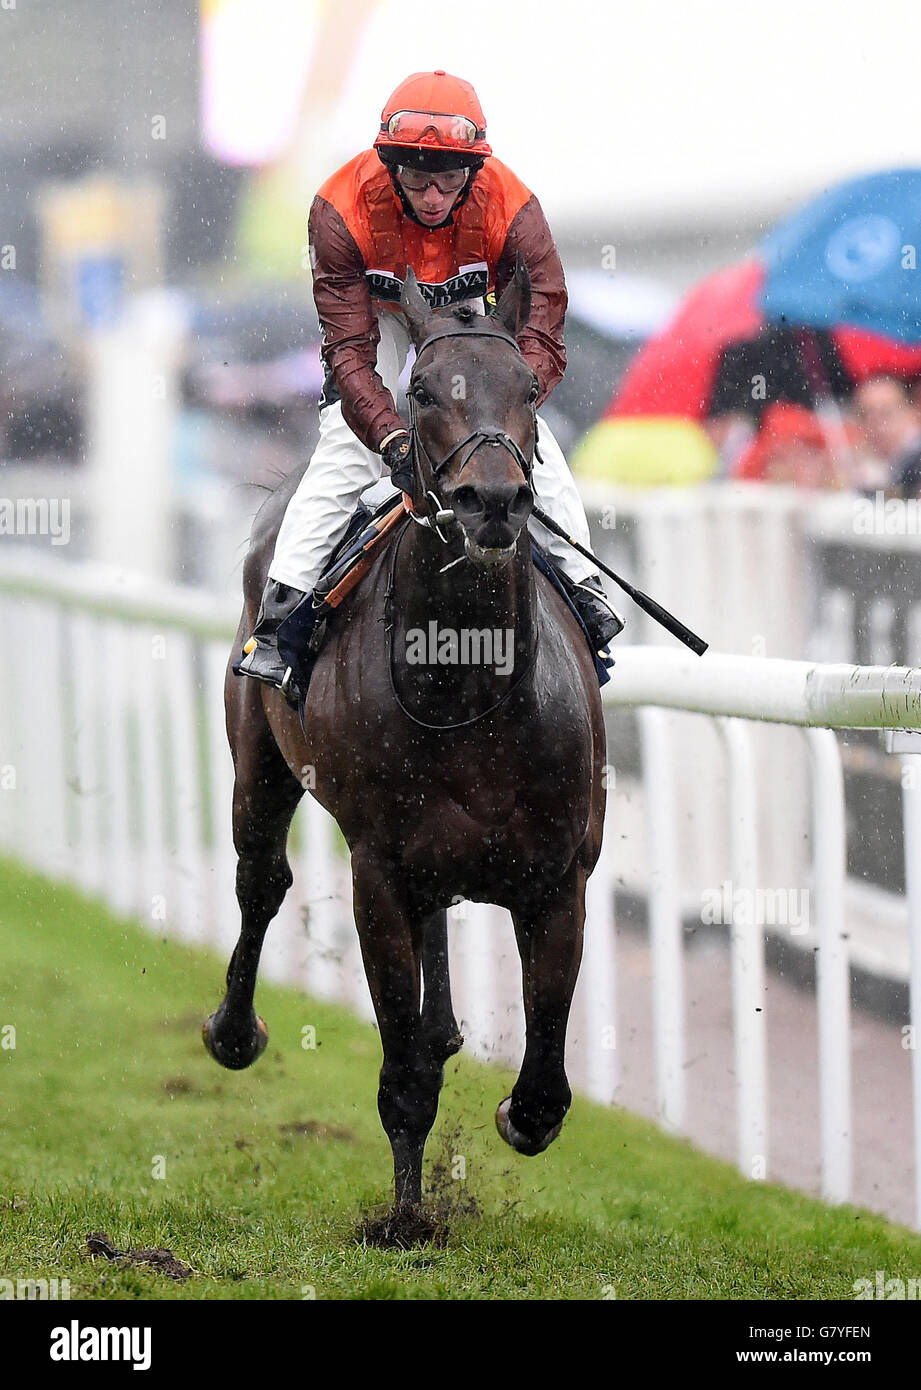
[732,401,846,488]
[853,375,921,496]
[702,411,756,478]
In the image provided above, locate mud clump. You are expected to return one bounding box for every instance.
[357,1206,449,1249]
[85,1232,193,1281]
[161,1076,197,1097]
[425,1137,481,1224]
[278,1120,355,1142]
[159,1012,204,1032]
[355,1122,482,1249]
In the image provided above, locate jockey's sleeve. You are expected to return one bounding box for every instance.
[494,195,567,406]
[308,195,407,452]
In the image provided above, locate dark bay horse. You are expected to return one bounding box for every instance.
[206,260,606,1230]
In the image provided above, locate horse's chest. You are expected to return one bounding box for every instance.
[443,772,515,827]
[408,763,568,863]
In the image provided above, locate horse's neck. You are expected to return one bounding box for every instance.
[403,522,536,636]
[392,524,538,716]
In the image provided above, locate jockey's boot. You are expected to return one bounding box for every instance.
[570,575,626,651]
[233,579,308,705]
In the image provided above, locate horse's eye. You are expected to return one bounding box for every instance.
[527,378,539,404]
[413,383,433,406]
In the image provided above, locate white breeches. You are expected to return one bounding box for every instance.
[269,313,596,592]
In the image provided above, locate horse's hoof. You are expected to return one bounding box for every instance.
[495,1096,563,1156]
[202,1012,268,1070]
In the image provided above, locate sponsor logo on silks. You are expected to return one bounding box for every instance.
[366,263,489,310]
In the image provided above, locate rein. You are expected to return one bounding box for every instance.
[384,518,539,731]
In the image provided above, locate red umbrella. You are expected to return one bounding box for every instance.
[608,259,921,422]
[611,261,763,418]
[833,325,921,383]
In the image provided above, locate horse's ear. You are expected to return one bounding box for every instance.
[493,252,531,338]
[399,268,433,343]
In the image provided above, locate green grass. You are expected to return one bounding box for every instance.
[1,856,920,1300]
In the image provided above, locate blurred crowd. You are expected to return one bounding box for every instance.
[6,235,921,506]
[708,375,921,496]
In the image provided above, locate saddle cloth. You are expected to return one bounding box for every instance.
[276,494,612,702]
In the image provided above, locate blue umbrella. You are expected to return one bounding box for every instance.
[760,169,921,345]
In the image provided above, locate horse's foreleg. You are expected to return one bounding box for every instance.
[499,867,587,1156]
[204,688,304,1069]
[420,908,463,1065]
[352,855,444,1210]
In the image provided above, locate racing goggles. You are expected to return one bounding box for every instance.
[397,166,470,194]
[383,110,482,147]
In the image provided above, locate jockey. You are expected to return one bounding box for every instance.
[238,70,624,691]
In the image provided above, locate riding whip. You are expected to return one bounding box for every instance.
[529,506,708,656]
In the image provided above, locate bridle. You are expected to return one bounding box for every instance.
[387,319,543,729]
[406,323,538,543]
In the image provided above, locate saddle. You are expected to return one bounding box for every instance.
[276,495,613,703]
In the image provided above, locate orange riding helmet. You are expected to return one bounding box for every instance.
[374,70,493,174]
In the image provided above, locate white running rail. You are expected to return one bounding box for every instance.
[3,552,921,1225]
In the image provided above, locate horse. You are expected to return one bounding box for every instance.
[205,259,606,1237]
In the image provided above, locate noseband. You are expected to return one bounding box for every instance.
[406,323,537,539]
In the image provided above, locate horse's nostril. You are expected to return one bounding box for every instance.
[451,485,483,518]
[483,484,530,525]
[510,485,534,522]
[453,482,531,538]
